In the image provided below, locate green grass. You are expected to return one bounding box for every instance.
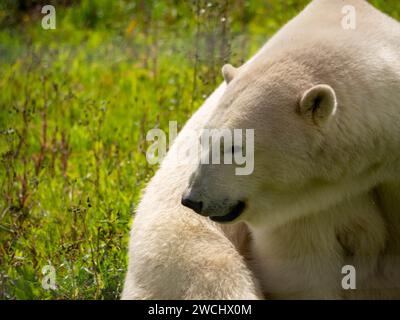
[0,0,399,300]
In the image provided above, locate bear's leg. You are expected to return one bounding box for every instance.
[121,211,262,300]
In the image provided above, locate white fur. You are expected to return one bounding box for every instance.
[122,79,263,300]
[123,0,400,299]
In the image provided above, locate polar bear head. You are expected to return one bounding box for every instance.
[181,49,386,227]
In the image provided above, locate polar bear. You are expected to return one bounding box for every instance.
[122,0,400,299]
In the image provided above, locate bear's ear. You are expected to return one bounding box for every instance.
[221,64,238,84]
[299,84,337,125]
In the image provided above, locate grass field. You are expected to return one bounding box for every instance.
[1,0,399,300]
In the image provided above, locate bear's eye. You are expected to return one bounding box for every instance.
[224,145,242,157]
[231,145,242,155]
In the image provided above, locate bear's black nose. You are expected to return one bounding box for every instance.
[181,196,203,214]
